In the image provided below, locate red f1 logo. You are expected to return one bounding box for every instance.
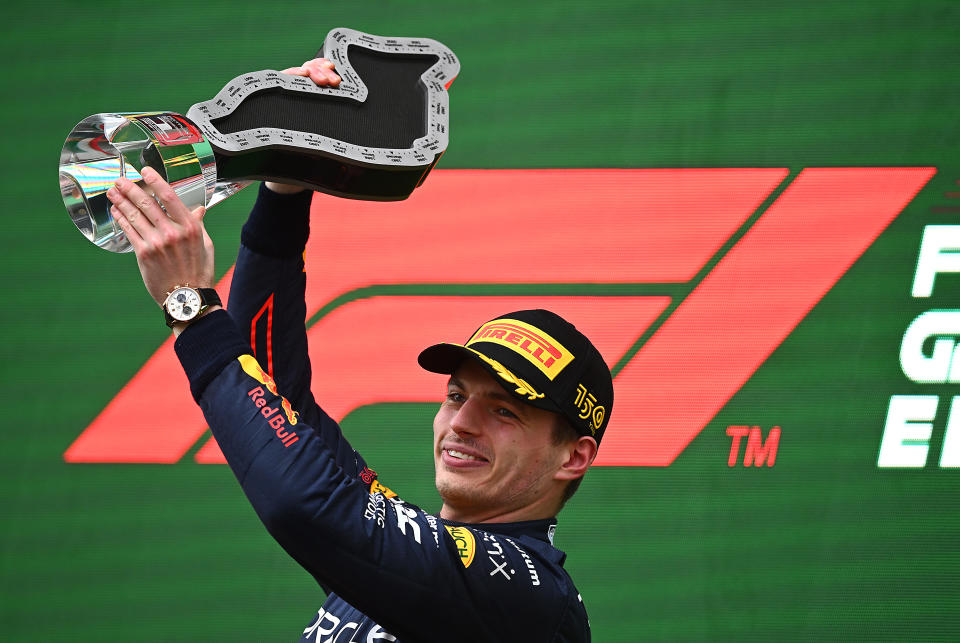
[65,167,934,466]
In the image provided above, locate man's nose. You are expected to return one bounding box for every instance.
[450,396,484,435]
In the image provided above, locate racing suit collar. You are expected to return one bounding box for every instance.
[439,516,564,563]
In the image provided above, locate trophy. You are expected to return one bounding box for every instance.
[58,27,459,253]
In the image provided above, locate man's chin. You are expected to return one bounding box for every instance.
[436,476,489,513]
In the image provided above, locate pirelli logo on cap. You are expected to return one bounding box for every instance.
[466,319,574,380]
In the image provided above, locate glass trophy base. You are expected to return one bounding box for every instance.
[59,112,249,253]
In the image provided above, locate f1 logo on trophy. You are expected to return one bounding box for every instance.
[58,27,459,252]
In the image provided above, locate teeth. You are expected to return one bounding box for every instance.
[447,449,479,461]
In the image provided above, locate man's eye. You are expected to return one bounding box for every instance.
[496,407,518,419]
[446,392,465,404]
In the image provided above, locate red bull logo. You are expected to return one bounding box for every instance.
[238,354,299,425]
[240,354,300,448]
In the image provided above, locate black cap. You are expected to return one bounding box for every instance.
[418,309,613,444]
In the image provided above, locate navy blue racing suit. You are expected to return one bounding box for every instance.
[173,184,591,642]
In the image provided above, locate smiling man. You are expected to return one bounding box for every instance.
[105,58,613,643]
[422,312,610,527]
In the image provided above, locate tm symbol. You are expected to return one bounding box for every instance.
[726,425,781,467]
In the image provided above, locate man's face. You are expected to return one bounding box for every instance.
[433,359,571,523]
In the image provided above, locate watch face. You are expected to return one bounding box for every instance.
[166,287,202,322]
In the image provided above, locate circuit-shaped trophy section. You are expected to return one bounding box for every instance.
[187,27,459,201]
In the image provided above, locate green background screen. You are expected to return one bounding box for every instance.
[2,1,959,640]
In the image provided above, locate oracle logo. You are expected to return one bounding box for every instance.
[64,167,934,466]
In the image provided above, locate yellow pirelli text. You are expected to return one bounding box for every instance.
[466,319,574,380]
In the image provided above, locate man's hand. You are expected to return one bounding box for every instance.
[266,58,342,195]
[281,57,341,87]
[106,166,215,310]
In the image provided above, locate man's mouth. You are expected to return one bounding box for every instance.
[441,447,489,466]
[446,449,482,462]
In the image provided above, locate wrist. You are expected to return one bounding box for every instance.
[162,286,222,332]
[172,304,222,337]
[242,184,314,257]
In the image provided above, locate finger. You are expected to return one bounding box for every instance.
[280,65,307,76]
[113,175,167,229]
[303,58,335,70]
[201,222,214,256]
[106,184,156,241]
[302,58,340,86]
[112,205,146,252]
[141,167,191,223]
[310,67,340,86]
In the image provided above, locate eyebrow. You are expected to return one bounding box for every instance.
[448,376,524,408]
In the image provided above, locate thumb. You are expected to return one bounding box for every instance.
[192,206,207,221]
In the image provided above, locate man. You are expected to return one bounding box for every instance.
[106,58,613,642]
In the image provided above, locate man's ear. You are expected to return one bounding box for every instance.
[555,436,598,481]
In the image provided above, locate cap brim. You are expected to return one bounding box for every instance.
[417,342,482,375]
[417,342,564,415]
